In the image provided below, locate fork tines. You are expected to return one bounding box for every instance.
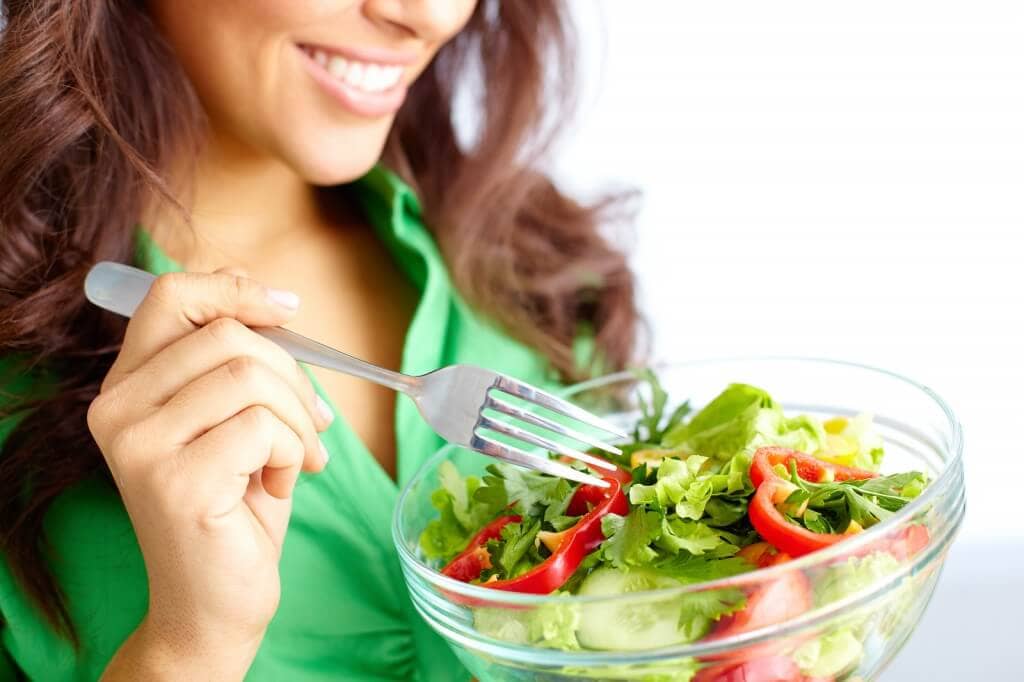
[469,375,629,488]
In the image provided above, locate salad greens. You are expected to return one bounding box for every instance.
[420,374,932,681]
[781,463,928,535]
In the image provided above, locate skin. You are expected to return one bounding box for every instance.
[94,1,476,678]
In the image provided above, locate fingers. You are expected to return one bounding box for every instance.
[105,269,301,389]
[149,356,328,473]
[183,405,306,504]
[113,317,333,432]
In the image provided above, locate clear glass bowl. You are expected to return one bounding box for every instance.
[393,358,965,681]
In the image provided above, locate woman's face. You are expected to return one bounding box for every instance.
[150,0,477,185]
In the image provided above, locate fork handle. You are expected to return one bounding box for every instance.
[84,262,420,396]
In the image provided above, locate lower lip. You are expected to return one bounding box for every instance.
[296,46,408,118]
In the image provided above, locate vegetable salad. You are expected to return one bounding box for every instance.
[419,374,931,680]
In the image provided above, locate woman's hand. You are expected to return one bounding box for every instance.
[89,269,332,680]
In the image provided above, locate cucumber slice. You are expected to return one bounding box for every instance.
[576,567,687,651]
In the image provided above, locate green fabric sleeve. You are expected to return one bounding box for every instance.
[0,641,21,682]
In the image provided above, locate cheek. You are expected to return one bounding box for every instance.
[151,2,346,142]
[151,0,472,185]
[150,2,303,133]
[152,0,391,182]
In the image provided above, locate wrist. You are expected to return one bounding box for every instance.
[103,616,264,682]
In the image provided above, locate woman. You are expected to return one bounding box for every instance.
[0,1,637,679]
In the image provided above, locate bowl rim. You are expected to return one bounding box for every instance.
[393,355,964,609]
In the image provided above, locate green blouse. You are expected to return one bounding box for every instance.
[0,167,559,681]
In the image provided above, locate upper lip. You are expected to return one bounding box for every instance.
[298,41,419,66]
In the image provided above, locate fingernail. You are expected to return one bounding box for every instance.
[319,439,330,465]
[315,395,334,425]
[266,287,300,310]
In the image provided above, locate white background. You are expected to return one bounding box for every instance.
[557,2,1023,679]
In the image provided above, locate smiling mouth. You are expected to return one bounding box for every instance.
[299,45,405,94]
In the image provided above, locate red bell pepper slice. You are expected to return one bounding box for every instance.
[750,446,877,489]
[441,477,628,593]
[749,447,879,557]
[441,515,521,581]
[558,454,634,487]
[748,447,930,560]
[603,462,634,487]
[487,476,628,593]
[748,480,857,558]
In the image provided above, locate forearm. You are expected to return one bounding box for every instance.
[101,618,260,682]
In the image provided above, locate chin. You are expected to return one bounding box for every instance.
[295,152,381,187]
[284,126,392,187]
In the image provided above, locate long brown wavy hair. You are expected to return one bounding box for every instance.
[0,0,639,643]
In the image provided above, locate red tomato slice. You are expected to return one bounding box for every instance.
[878,524,930,562]
[701,561,813,664]
[711,569,812,640]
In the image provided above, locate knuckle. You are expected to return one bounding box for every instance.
[146,451,185,491]
[218,272,258,306]
[204,316,247,347]
[146,272,184,306]
[107,422,144,468]
[239,404,275,435]
[85,394,110,437]
[224,355,264,387]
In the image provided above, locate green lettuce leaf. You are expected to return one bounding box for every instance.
[600,509,663,568]
[484,463,575,519]
[748,410,827,455]
[815,552,902,606]
[629,455,708,512]
[528,599,583,650]
[419,461,506,560]
[653,555,755,583]
[662,383,775,456]
[661,383,826,461]
[629,452,754,525]
[794,629,864,677]
[656,518,739,557]
[492,518,542,578]
[676,588,747,642]
[473,596,582,650]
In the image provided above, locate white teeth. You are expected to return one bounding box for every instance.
[309,47,403,93]
[365,64,384,91]
[343,62,365,88]
[327,55,348,79]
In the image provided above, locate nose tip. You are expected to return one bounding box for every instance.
[365,0,476,43]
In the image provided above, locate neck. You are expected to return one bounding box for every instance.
[147,131,322,271]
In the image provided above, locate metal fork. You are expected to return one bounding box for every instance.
[84,262,623,487]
